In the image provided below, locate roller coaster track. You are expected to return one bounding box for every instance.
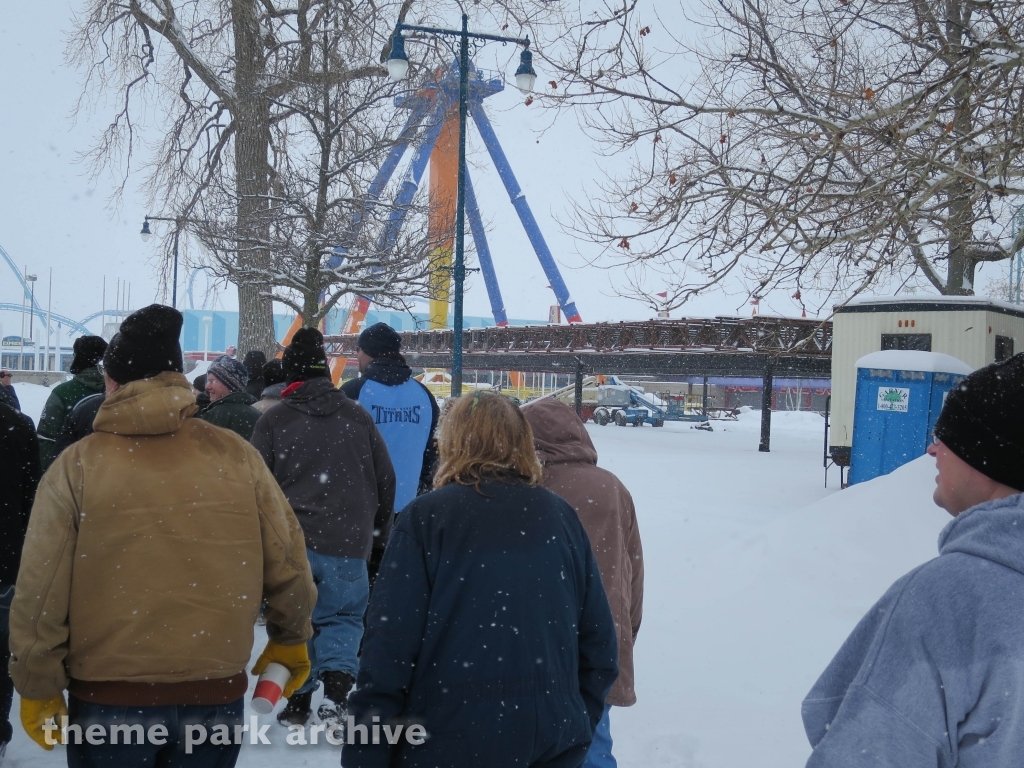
[0,303,93,337]
[0,242,129,336]
[328,317,832,356]
[325,317,833,378]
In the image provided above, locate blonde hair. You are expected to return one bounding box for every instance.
[433,391,543,490]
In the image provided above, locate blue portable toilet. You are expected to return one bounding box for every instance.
[849,350,973,485]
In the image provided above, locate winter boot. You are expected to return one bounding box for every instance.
[317,671,354,727]
[277,689,313,726]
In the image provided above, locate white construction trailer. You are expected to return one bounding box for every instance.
[829,296,1024,466]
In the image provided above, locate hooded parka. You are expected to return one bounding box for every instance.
[250,376,396,561]
[524,399,644,707]
[36,367,104,470]
[9,372,316,704]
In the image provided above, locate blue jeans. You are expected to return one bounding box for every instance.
[0,585,13,745]
[297,549,369,694]
[583,705,616,768]
[66,696,243,768]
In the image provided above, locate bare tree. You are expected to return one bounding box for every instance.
[186,3,438,328]
[69,0,563,351]
[537,0,1024,312]
[70,0,379,351]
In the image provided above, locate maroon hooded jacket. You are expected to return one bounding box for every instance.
[524,399,644,707]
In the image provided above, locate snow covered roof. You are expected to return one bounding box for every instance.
[855,350,974,374]
[839,295,1024,316]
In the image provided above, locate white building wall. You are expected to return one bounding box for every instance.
[987,312,1024,360]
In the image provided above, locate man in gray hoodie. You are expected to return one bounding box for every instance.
[803,353,1024,767]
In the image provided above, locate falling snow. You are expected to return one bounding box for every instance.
[4,404,946,766]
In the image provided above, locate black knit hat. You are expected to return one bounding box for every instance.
[102,304,184,384]
[283,327,329,382]
[69,335,108,375]
[262,359,286,387]
[357,322,402,358]
[243,350,267,379]
[934,353,1024,491]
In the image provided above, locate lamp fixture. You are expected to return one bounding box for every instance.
[386,30,410,81]
[515,47,537,94]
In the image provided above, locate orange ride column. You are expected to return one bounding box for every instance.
[428,108,459,329]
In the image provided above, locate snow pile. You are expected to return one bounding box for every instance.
[845,294,1021,313]
[13,382,56,424]
[723,407,827,434]
[614,454,949,768]
[187,359,213,380]
[856,349,974,374]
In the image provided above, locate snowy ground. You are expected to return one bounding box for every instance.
[12,382,54,425]
[4,409,950,767]
[606,416,947,768]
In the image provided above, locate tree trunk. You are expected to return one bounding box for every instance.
[946,180,974,295]
[303,254,321,328]
[944,0,974,296]
[232,0,277,355]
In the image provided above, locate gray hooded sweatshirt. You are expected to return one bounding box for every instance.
[803,492,1024,767]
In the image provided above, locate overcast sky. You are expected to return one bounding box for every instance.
[2,1,992,341]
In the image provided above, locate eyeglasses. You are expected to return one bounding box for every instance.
[0,372,11,380]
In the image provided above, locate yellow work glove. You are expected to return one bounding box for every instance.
[21,695,68,750]
[251,641,311,698]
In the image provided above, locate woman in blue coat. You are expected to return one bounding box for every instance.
[344,391,619,768]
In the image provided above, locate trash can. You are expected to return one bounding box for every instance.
[849,350,973,485]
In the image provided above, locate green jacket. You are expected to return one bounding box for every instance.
[198,391,261,441]
[38,367,105,470]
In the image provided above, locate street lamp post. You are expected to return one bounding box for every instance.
[23,273,37,370]
[387,15,536,398]
[27,274,36,342]
[140,216,181,309]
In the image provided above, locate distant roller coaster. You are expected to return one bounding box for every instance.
[0,242,130,337]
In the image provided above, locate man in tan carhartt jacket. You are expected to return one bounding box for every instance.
[524,399,644,768]
[9,304,316,767]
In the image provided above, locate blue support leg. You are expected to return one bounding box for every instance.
[465,170,508,326]
[325,96,433,273]
[468,101,582,322]
[343,93,454,318]
[377,95,452,253]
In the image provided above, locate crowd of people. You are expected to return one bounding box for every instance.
[0,305,644,768]
[4,300,1024,768]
